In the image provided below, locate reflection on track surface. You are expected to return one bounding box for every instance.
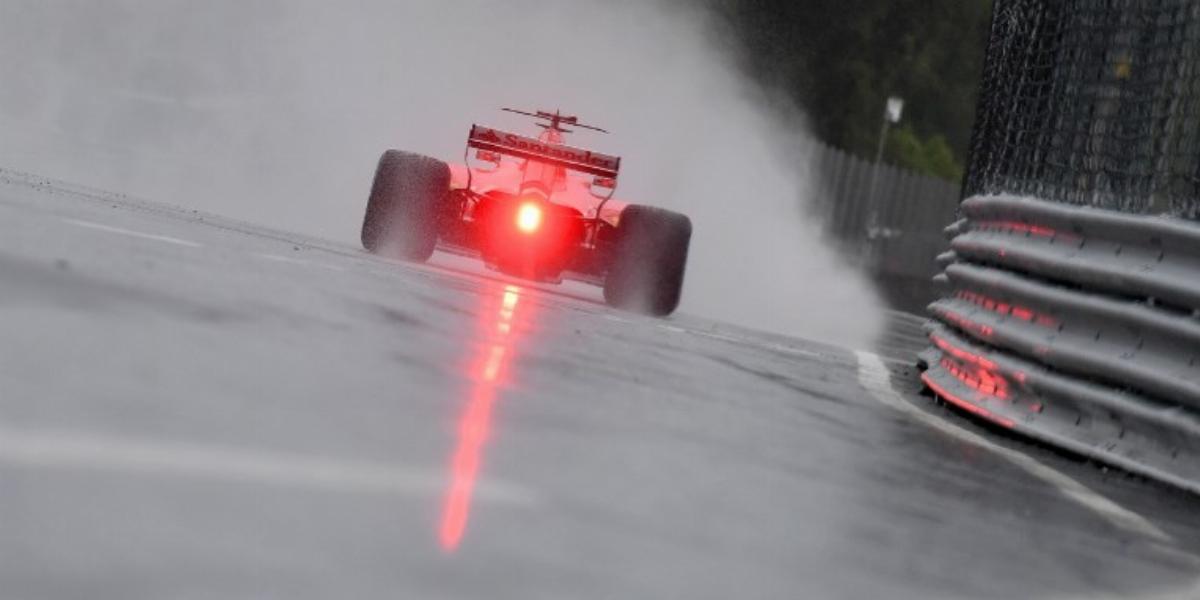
[0,175,1198,599]
[442,283,526,551]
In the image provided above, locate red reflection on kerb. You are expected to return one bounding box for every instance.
[977,220,1058,238]
[938,307,995,339]
[439,284,524,552]
[932,334,997,371]
[955,290,1059,329]
[930,332,1012,401]
[922,372,1016,429]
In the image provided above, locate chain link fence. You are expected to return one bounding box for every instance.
[964,0,1200,219]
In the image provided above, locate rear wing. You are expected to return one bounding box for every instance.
[467,125,620,179]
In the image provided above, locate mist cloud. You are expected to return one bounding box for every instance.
[0,0,883,347]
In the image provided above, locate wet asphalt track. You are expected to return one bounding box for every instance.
[1,172,1199,599]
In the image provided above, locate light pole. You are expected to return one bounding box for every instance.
[875,96,904,166]
[866,96,904,239]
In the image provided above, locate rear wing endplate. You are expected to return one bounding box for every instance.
[467,125,621,179]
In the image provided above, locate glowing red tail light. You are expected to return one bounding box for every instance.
[515,201,544,234]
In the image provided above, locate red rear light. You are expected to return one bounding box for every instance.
[475,196,584,280]
[515,202,543,234]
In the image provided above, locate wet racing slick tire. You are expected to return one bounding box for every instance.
[361,150,450,261]
[603,205,692,316]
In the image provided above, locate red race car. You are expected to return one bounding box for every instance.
[361,109,692,316]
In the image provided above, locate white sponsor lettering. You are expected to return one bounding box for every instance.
[468,126,619,174]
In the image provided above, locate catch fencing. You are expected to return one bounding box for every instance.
[923,0,1200,493]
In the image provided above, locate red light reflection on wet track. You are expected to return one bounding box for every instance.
[439,283,525,552]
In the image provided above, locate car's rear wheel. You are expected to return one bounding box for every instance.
[603,205,692,316]
[362,150,450,261]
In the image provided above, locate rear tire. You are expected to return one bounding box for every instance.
[603,205,692,316]
[362,150,450,261]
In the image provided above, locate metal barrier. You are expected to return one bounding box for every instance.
[921,194,1200,493]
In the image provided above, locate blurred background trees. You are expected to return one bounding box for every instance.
[707,0,993,182]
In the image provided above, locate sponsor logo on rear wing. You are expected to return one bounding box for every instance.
[467,125,620,179]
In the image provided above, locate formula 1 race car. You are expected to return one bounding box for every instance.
[361,109,692,316]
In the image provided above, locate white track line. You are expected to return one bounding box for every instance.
[854,350,1171,543]
[63,218,201,248]
[0,426,536,505]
